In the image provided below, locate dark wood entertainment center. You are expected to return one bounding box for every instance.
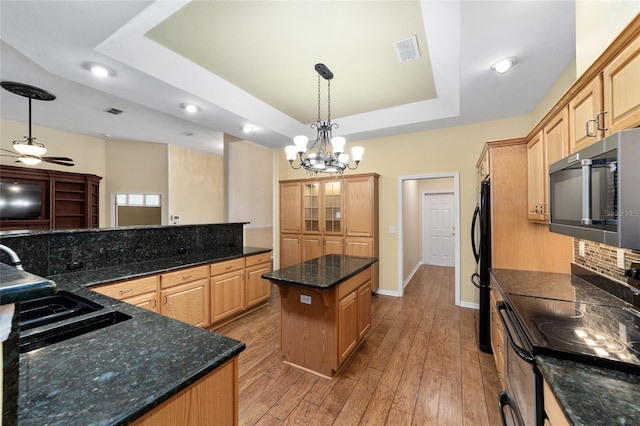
[0,165,101,230]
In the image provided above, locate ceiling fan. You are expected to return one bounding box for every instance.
[1,81,74,167]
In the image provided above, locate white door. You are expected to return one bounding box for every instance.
[423,193,455,266]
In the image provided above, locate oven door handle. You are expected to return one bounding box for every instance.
[497,303,534,363]
[498,391,510,426]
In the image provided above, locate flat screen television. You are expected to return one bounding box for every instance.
[0,182,42,220]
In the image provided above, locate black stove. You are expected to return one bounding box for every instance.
[507,294,640,374]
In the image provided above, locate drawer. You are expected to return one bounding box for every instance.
[245,252,271,267]
[160,265,209,289]
[210,258,245,276]
[93,275,158,300]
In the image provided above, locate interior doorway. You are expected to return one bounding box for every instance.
[422,192,455,267]
[398,173,460,304]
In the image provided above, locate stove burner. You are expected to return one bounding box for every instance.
[538,323,630,355]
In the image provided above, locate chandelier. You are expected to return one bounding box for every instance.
[285,64,363,174]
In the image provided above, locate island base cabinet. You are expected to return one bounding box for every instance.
[131,357,238,426]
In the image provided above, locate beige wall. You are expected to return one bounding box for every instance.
[278,115,531,302]
[575,3,639,75]
[0,118,108,226]
[105,139,168,226]
[227,140,274,248]
[168,144,224,225]
[530,58,577,128]
[402,180,420,283]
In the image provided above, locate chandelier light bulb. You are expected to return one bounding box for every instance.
[13,142,47,157]
[17,156,42,166]
[331,136,346,154]
[293,135,309,152]
[351,146,364,163]
[285,145,298,161]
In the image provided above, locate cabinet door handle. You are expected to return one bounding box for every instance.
[585,119,597,137]
[119,288,133,295]
[163,295,168,305]
[225,265,232,270]
[596,111,608,131]
[152,298,157,308]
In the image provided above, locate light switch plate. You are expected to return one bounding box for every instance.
[617,249,626,269]
[300,294,312,305]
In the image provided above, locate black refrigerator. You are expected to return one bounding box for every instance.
[471,178,492,353]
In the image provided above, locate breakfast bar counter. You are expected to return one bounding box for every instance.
[263,254,378,378]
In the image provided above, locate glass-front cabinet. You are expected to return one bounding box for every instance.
[303,181,342,235]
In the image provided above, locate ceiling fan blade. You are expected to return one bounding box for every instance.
[1,148,18,154]
[44,159,74,166]
[42,156,74,162]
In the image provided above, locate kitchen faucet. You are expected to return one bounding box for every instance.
[0,244,24,270]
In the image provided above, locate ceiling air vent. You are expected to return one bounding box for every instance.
[104,107,124,115]
[393,35,421,63]
[181,132,195,137]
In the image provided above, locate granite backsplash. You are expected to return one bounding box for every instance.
[0,223,245,277]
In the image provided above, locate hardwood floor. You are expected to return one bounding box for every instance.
[214,264,502,425]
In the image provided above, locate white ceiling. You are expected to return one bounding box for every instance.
[0,1,576,157]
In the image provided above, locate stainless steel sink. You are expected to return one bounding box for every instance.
[19,311,131,353]
[19,291,103,331]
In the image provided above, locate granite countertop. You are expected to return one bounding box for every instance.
[262,254,378,288]
[0,263,56,305]
[490,267,640,425]
[15,246,271,426]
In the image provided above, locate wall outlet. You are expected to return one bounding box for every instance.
[389,226,397,234]
[617,249,626,269]
[300,294,312,305]
[578,241,585,257]
[171,214,180,225]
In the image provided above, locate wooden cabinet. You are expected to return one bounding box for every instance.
[245,253,272,308]
[357,280,372,339]
[131,357,239,426]
[0,165,101,230]
[527,107,570,223]
[160,266,210,327]
[543,379,570,426]
[603,34,640,134]
[338,291,358,364]
[279,173,379,289]
[489,285,505,390]
[568,75,604,153]
[93,275,159,313]
[210,259,245,323]
[280,181,302,234]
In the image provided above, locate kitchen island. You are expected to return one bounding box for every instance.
[263,254,378,378]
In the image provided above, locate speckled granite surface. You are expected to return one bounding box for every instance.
[11,246,272,426]
[262,254,378,288]
[491,267,640,425]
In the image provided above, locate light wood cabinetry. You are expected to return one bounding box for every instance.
[245,253,272,308]
[478,139,572,273]
[93,275,159,313]
[210,259,245,323]
[275,266,372,378]
[160,266,210,328]
[489,285,505,390]
[280,182,302,234]
[543,379,570,426]
[131,357,239,426]
[603,34,640,134]
[527,107,570,223]
[279,173,379,289]
[568,75,604,153]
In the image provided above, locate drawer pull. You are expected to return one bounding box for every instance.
[152,298,157,308]
[119,288,133,295]
[225,265,233,270]
[182,274,192,280]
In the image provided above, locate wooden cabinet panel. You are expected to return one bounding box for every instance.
[123,292,159,313]
[545,106,569,166]
[302,235,322,261]
[323,236,344,255]
[93,276,158,300]
[345,237,374,257]
[209,258,244,277]
[160,265,209,289]
[245,252,271,268]
[338,291,358,365]
[568,76,603,153]
[245,262,271,308]
[527,130,546,222]
[490,286,505,390]
[160,278,210,327]
[131,357,238,426]
[357,281,372,339]
[280,234,301,268]
[604,34,640,134]
[302,182,321,233]
[211,270,245,323]
[544,379,570,426]
[280,182,302,234]
[344,176,376,237]
[323,180,343,234]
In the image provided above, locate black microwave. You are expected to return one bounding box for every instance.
[548,128,640,249]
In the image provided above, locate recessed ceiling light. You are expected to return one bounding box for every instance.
[241,125,254,133]
[90,64,110,78]
[182,103,198,113]
[491,57,518,74]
